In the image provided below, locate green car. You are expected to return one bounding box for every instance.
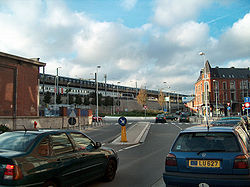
[0,129,118,187]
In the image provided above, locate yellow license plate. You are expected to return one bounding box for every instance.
[189,160,220,168]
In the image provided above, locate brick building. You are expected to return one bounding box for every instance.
[194,61,250,116]
[0,52,45,118]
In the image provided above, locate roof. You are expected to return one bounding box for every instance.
[196,61,250,82]
[0,51,46,67]
[181,125,235,133]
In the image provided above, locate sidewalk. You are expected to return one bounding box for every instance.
[111,122,151,145]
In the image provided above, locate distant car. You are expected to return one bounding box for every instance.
[92,116,103,122]
[0,129,118,187]
[179,113,190,122]
[155,114,166,123]
[163,124,250,186]
[165,114,178,121]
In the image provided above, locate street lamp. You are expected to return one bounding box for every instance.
[96,65,101,119]
[117,81,120,114]
[54,67,61,106]
[200,52,208,125]
[67,82,71,105]
[213,80,218,118]
[163,82,171,113]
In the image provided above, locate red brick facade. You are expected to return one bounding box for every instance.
[0,52,45,117]
[194,61,250,116]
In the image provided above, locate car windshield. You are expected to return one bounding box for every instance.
[0,132,37,152]
[172,132,240,152]
[157,114,164,117]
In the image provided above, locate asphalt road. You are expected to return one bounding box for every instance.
[84,121,196,187]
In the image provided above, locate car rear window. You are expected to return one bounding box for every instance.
[172,132,240,152]
[0,132,37,152]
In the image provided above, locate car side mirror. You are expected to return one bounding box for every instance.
[95,142,102,148]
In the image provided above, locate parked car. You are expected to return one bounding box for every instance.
[155,114,166,123]
[92,115,103,122]
[179,113,190,122]
[0,129,118,187]
[163,124,250,186]
[210,119,249,136]
[241,115,250,130]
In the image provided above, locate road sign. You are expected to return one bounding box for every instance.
[118,116,127,126]
[227,107,231,111]
[68,117,76,125]
[144,105,147,110]
[244,97,250,103]
[118,116,127,142]
[245,102,250,108]
[227,103,230,106]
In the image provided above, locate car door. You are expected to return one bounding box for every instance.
[49,132,82,186]
[69,132,107,182]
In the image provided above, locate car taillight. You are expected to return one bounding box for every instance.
[156,117,158,119]
[4,164,23,180]
[234,155,249,169]
[165,153,177,166]
[164,117,166,120]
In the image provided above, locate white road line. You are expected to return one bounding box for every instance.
[173,123,182,130]
[124,144,141,150]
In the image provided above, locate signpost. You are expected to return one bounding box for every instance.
[118,116,127,142]
[244,97,250,116]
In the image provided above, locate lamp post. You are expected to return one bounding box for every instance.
[213,80,218,118]
[54,67,61,106]
[96,65,101,118]
[163,82,171,113]
[67,82,71,105]
[117,81,120,114]
[200,52,208,125]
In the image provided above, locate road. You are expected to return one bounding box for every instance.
[84,121,196,187]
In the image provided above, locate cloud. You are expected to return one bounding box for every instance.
[153,0,210,27]
[0,0,250,95]
[121,0,137,11]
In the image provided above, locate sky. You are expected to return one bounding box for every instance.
[0,0,250,94]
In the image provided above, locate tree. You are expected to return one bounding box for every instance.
[103,96,113,106]
[158,90,165,110]
[75,94,83,105]
[69,95,74,105]
[56,94,62,104]
[136,88,147,107]
[83,95,90,105]
[43,91,51,105]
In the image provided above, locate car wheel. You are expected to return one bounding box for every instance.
[43,181,58,187]
[103,159,117,182]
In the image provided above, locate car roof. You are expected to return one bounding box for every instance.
[181,125,235,133]
[10,129,82,135]
[210,119,241,125]
[220,117,241,120]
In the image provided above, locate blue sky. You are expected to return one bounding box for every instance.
[0,0,250,94]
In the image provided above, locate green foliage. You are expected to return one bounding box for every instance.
[56,94,62,104]
[75,94,83,105]
[43,91,51,104]
[103,96,113,106]
[0,124,10,132]
[69,95,74,105]
[83,95,90,105]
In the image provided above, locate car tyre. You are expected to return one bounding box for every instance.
[43,180,58,187]
[103,159,117,182]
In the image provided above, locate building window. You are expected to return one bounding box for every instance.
[223,92,227,102]
[231,91,236,101]
[223,82,227,90]
[230,81,235,90]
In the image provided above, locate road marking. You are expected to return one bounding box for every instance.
[173,123,182,130]
[124,144,141,150]
[117,144,141,152]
